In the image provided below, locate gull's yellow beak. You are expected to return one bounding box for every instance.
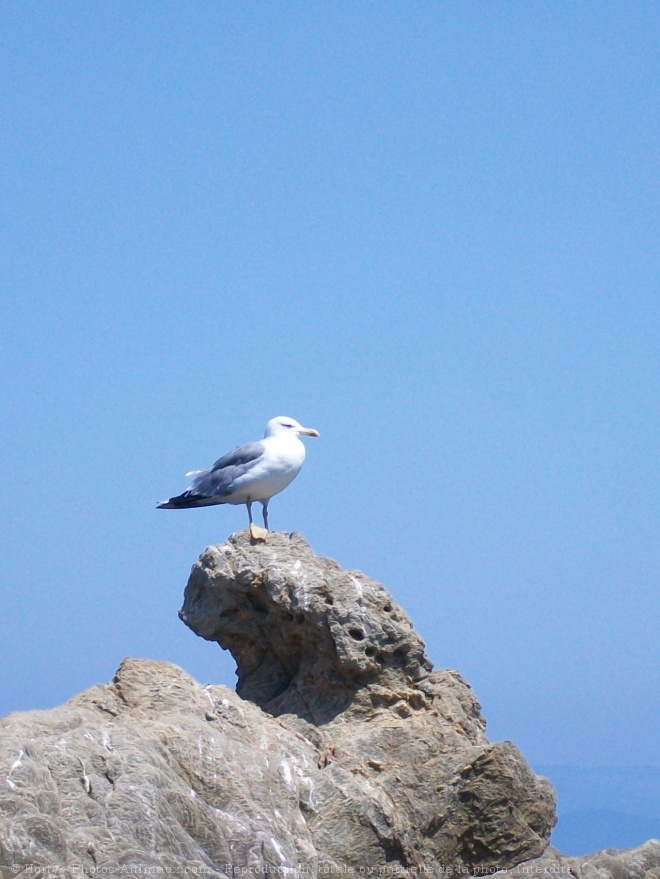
[299,427,320,437]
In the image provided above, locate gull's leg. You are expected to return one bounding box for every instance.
[248,497,268,542]
[262,500,269,531]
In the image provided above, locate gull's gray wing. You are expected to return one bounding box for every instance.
[210,441,264,475]
[157,441,265,508]
[189,441,265,497]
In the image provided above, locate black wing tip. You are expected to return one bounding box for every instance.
[156,492,198,509]
[157,491,223,509]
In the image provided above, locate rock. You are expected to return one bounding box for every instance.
[508,840,660,879]
[178,532,557,873]
[179,531,434,725]
[0,659,324,874]
[5,528,636,877]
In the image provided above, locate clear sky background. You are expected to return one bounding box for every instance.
[1,0,658,790]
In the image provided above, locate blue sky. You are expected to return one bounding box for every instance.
[1,0,659,781]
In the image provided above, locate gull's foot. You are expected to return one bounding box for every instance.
[249,523,268,542]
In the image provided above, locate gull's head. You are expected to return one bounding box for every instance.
[265,416,320,439]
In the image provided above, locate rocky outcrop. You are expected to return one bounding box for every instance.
[181,532,434,726]
[512,841,660,879]
[178,531,557,871]
[0,531,655,877]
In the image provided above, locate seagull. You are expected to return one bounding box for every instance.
[157,416,319,540]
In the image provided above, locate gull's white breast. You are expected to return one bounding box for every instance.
[227,435,306,503]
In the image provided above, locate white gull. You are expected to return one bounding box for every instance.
[157,416,319,539]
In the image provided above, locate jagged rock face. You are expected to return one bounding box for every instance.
[179,530,557,870]
[1,660,324,874]
[179,531,434,723]
[0,531,562,875]
[514,842,660,879]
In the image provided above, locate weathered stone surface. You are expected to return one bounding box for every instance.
[1,659,323,875]
[179,531,434,725]
[2,530,650,877]
[509,840,660,879]
[179,530,557,871]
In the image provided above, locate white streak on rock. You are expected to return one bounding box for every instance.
[280,760,293,787]
[350,576,363,602]
[270,837,286,863]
